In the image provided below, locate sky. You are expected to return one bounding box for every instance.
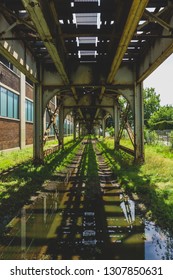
[143,54,173,106]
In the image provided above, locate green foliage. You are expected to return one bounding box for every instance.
[144,129,158,144]
[0,148,32,173]
[118,95,128,110]
[105,126,114,137]
[148,105,173,130]
[143,87,161,127]
[169,131,173,149]
[106,117,114,128]
[97,138,173,231]
[0,139,82,233]
[118,96,133,125]
[150,120,173,130]
[0,137,74,173]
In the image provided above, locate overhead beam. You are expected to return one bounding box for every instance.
[137,6,168,31]
[64,105,113,109]
[144,9,173,32]
[62,33,110,39]
[138,41,173,83]
[94,108,100,119]
[138,15,173,82]
[0,43,38,83]
[107,0,149,84]
[71,86,84,119]
[49,0,67,53]
[0,21,18,37]
[0,16,37,82]
[22,0,69,85]
[98,86,106,102]
[0,4,37,33]
[71,86,78,102]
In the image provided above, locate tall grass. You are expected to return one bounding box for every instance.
[0,138,81,233]
[97,138,173,231]
[0,136,74,173]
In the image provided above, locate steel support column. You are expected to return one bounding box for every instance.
[73,119,76,141]
[114,102,120,149]
[102,118,105,138]
[98,124,101,138]
[33,83,44,163]
[20,73,26,149]
[81,124,84,137]
[78,123,81,138]
[59,105,64,148]
[134,82,144,162]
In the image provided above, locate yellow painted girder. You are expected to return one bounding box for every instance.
[22,0,69,85]
[107,0,149,84]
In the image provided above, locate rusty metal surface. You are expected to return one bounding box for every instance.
[0,0,173,159]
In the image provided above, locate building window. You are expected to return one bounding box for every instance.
[25,99,33,122]
[0,86,19,119]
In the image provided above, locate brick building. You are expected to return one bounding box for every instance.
[0,55,73,151]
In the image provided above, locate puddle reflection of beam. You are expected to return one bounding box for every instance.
[21,207,26,252]
[44,196,47,224]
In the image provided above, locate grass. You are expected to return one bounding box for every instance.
[0,147,32,172]
[79,140,99,183]
[43,135,74,149]
[0,137,81,234]
[0,136,74,173]
[1,135,173,233]
[97,138,173,231]
[120,138,134,149]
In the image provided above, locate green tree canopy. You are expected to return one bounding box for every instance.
[148,105,173,130]
[143,87,161,127]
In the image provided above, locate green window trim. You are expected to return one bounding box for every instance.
[0,86,19,119]
[25,99,33,122]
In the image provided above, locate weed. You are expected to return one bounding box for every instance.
[97,138,173,231]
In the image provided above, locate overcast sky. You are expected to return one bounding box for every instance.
[143,53,173,106]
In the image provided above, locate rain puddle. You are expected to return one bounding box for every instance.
[0,141,172,259]
[0,179,172,260]
[145,220,173,260]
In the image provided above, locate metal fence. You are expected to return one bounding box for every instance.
[155,130,173,146]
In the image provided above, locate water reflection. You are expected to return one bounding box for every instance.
[21,207,26,252]
[43,196,47,224]
[0,147,173,260]
[0,181,173,260]
[145,221,173,260]
[120,195,135,225]
[0,182,60,260]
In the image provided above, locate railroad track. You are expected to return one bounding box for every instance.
[0,137,145,260]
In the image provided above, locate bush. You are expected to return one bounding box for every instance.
[105,126,114,137]
[144,129,158,145]
[169,131,173,149]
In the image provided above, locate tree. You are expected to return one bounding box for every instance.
[148,105,173,130]
[105,126,114,137]
[106,116,114,128]
[143,87,161,127]
[118,89,160,128]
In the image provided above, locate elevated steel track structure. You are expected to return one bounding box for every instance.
[0,0,173,162]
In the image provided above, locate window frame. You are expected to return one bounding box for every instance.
[0,86,19,120]
[25,98,33,123]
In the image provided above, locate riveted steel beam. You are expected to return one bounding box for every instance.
[71,86,84,119]
[0,41,38,83]
[98,86,106,102]
[22,0,69,85]
[107,0,149,84]
[138,11,173,83]
[49,0,67,53]
[144,9,173,32]
[0,4,37,33]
